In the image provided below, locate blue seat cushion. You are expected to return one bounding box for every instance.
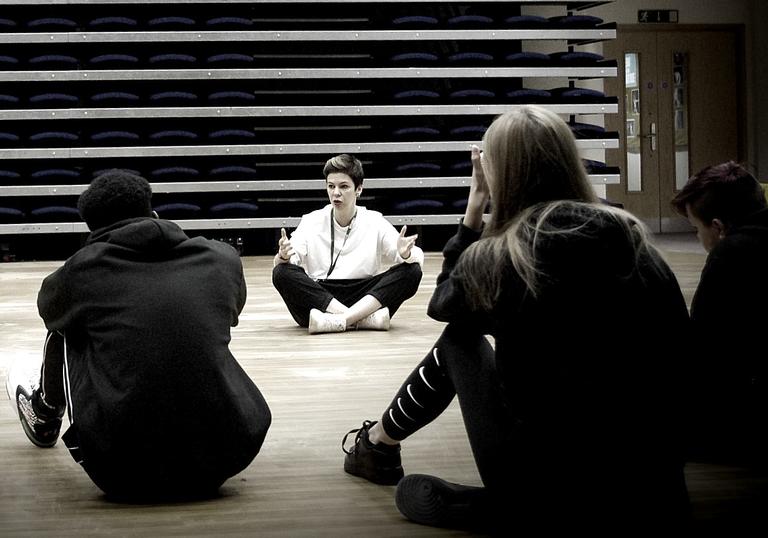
[149,91,199,103]
[153,203,202,219]
[207,90,256,104]
[0,131,20,144]
[0,18,18,30]
[150,166,200,180]
[29,93,79,106]
[28,55,79,67]
[29,131,79,143]
[31,168,81,180]
[506,88,552,103]
[0,169,21,180]
[209,165,258,180]
[27,18,78,30]
[148,54,197,65]
[206,17,253,28]
[0,94,20,106]
[446,15,494,27]
[549,15,604,28]
[149,129,197,142]
[504,15,549,28]
[392,199,444,213]
[30,206,80,221]
[88,17,138,29]
[504,52,550,66]
[0,207,25,223]
[448,88,496,100]
[0,55,19,66]
[392,126,440,138]
[148,17,196,28]
[392,16,439,27]
[550,51,605,66]
[394,162,442,175]
[393,89,441,101]
[446,52,494,63]
[90,131,140,143]
[390,52,439,64]
[206,53,254,65]
[551,87,607,103]
[209,202,260,217]
[449,125,487,138]
[569,122,606,139]
[90,91,140,104]
[208,129,256,141]
[89,54,140,66]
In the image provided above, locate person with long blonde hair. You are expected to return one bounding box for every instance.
[341,106,690,531]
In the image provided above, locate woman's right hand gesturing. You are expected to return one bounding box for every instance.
[276,227,294,263]
[464,144,490,232]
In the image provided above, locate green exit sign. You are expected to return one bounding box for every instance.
[638,9,679,23]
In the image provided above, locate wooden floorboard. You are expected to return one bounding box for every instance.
[0,234,765,536]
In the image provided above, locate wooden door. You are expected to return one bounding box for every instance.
[604,26,744,232]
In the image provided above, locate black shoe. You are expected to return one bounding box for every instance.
[12,386,63,448]
[395,474,492,531]
[342,420,404,485]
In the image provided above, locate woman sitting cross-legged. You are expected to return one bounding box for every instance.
[272,154,423,334]
[341,106,691,532]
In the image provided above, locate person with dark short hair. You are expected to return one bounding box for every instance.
[6,169,271,501]
[272,154,423,334]
[671,161,768,464]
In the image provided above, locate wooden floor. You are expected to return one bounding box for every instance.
[0,234,764,536]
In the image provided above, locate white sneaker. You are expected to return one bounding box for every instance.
[355,307,390,331]
[308,308,347,334]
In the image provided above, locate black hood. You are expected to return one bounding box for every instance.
[86,217,189,254]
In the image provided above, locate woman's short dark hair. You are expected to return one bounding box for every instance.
[671,161,766,226]
[78,169,153,231]
[322,154,364,188]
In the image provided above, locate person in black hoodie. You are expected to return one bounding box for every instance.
[671,161,768,465]
[6,169,271,500]
[341,106,691,532]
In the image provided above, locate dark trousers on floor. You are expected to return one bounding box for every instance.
[378,324,690,529]
[39,330,66,413]
[272,262,422,327]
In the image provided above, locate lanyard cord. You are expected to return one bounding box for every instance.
[327,207,356,278]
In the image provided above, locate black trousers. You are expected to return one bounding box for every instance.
[39,330,66,412]
[272,262,422,327]
[378,325,691,529]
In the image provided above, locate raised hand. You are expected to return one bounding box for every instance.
[464,144,490,231]
[277,227,294,262]
[398,225,418,259]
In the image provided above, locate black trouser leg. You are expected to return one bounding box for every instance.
[38,330,66,415]
[272,264,335,327]
[379,325,509,490]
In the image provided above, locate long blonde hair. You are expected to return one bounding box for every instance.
[456,107,661,309]
[481,106,597,235]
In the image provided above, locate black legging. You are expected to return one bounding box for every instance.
[379,324,513,492]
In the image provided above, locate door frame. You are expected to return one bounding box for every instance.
[604,24,747,233]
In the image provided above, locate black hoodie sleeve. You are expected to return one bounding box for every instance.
[427,223,483,324]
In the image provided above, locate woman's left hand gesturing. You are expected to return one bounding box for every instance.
[398,225,418,259]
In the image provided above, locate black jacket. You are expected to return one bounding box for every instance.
[688,207,768,461]
[38,217,271,497]
[428,206,690,524]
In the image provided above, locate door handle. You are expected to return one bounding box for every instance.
[643,122,657,151]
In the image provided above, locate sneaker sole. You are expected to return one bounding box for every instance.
[395,474,485,529]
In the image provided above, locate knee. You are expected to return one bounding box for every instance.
[272,263,293,289]
[401,263,423,293]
